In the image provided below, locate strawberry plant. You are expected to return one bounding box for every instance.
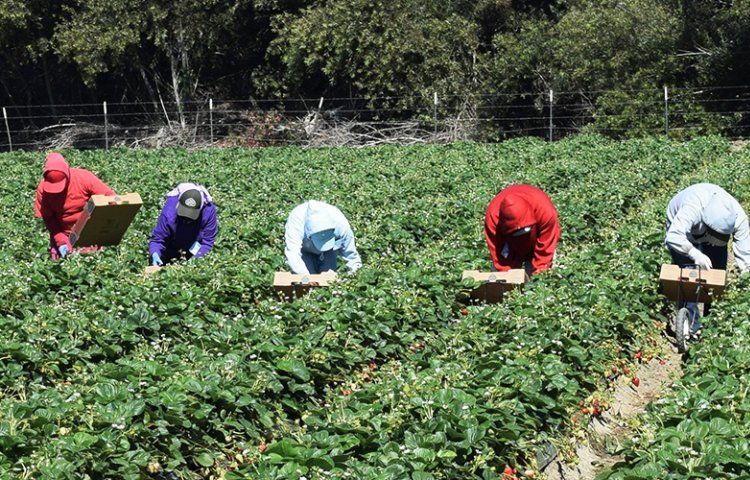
[0,135,734,478]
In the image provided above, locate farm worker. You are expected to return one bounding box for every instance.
[34,152,115,260]
[149,183,218,266]
[665,183,750,332]
[284,200,362,275]
[484,184,561,276]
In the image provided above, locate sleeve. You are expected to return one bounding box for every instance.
[531,214,560,274]
[665,200,702,256]
[83,170,115,196]
[484,211,512,271]
[34,185,43,218]
[732,209,750,273]
[36,186,70,248]
[339,226,362,273]
[284,210,309,275]
[195,204,218,258]
[149,201,174,256]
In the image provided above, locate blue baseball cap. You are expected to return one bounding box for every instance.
[310,229,336,251]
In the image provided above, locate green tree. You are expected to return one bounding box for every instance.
[256,0,481,113]
[54,0,254,125]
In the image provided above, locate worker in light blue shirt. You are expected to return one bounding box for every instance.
[284,200,362,275]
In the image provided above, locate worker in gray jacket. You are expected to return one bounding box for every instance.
[665,183,750,334]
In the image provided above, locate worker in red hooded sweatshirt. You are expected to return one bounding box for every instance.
[34,152,115,259]
[484,184,561,277]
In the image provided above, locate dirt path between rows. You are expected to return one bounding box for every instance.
[543,336,682,480]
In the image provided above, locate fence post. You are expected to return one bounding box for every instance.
[664,86,669,136]
[433,91,439,137]
[2,107,11,152]
[209,98,214,144]
[103,101,109,150]
[549,89,554,142]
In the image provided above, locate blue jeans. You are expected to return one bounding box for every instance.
[669,243,727,330]
[302,250,338,274]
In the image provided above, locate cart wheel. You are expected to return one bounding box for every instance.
[675,307,690,353]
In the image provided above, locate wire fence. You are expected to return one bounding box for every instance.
[1,85,749,151]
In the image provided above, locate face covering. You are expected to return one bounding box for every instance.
[511,226,532,237]
[705,226,730,247]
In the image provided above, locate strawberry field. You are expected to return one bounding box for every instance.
[0,136,745,479]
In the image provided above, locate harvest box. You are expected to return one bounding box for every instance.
[461,269,526,304]
[69,193,142,247]
[659,264,727,303]
[273,271,337,299]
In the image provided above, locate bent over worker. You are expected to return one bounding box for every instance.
[284,200,362,275]
[484,184,561,276]
[149,183,218,265]
[34,152,115,259]
[665,183,750,333]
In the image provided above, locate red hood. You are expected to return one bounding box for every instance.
[499,194,535,234]
[44,152,70,178]
[41,152,70,193]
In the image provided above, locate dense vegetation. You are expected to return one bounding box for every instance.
[0,136,742,478]
[1,1,749,137]
[599,145,750,479]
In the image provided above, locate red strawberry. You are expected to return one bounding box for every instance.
[632,377,640,387]
[611,366,618,374]
[369,362,376,371]
[258,443,267,453]
[504,466,515,475]
[634,351,643,361]
[460,308,470,316]
[581,407,590,415]
[659,359,666,366]
[343,389,352,396]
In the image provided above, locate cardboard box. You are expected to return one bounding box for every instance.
[273,271,337,299]
[659,264,727,303]
[461,269,526,304]
[69,193,142,247]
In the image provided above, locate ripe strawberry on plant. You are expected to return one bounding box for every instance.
[460,308,470,316]
[632,377,640,387]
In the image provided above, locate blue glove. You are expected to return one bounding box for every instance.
[151,252,164,266]
[58,244,69,258]
[189,241,201,256]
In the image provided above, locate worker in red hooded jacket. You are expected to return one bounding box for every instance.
[34,152,115,259]
[484,184,561,276]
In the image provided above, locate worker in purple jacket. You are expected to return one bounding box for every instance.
[149,183,218,265]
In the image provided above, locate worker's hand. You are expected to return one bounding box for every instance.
[689,248,713,270]
[58,244,69,258]
[151,252,164,266]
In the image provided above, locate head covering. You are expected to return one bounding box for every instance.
[41,152,70,194]
[166,182,213,204]
[304,201,338,250]
[703,193,737,236]
[177,189,203,220]
[310,229,336,251]
[499,194,535,235]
